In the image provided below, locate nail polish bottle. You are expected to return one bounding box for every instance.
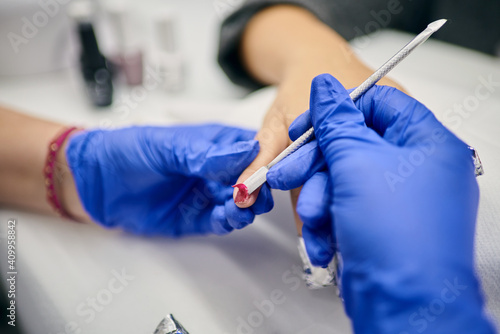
[107,4,143,86]
[152,12,185,93]
[69,0,113,107]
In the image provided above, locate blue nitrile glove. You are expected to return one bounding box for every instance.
[267,74,495,334]
[66,125,273,237]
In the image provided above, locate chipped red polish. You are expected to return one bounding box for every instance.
[232,183,249,203]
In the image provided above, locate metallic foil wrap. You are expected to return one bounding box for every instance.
[154,314,189,334]
[470,146,484,177]
[297,237,337,290]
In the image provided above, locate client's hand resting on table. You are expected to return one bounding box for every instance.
[267,74,495,333]
[66,125,273,236]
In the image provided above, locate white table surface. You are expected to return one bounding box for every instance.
[1,1,499,333]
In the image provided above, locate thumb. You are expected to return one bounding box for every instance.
[310,74,383,159]
[310,74,366,138]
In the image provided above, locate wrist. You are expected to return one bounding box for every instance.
[241,5,362,86]
[54,130,92,222]
[241,4,405,91]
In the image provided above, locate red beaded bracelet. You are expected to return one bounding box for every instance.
[43,126,80,219]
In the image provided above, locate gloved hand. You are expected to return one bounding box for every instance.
[66,125,273,237]
[267,74,495,334]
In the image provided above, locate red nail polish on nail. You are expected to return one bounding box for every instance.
[232,184,249,203]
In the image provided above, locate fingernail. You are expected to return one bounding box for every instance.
[232,184,249,204]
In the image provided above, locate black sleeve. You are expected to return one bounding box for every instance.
[216,0,427,91]
[217,0,500,91]
[217,0,336,91]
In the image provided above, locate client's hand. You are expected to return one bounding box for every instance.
[65,125,273,237]
[267,74,494,334]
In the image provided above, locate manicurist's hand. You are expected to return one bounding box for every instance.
[65,125,273,237]
[267,74,495,334]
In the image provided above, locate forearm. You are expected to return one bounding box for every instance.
[0,106,90,221]
[241,5,404,91]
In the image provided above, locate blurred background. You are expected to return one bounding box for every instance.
[0,0,499,333]
[0,0,248,97]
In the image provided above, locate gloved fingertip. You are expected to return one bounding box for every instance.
[210,205,234,235]
[289,110,312,141]
[252,184,274,215]
[312,73,343,90]
[310,74,366,137]
[266,162,305,191]
[265,168,284,190]
[303,227,335,267]
[266,141,323,191]
[310,75,352,112]
[310,253,333,268]
[225,199,255,229]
